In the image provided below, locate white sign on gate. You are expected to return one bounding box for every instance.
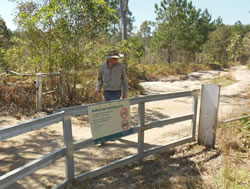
[88,100,133,144]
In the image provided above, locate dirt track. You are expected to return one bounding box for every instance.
[0,66,249,188]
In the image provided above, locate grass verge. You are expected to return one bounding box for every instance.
[216,114,250,189]
[207,72,235,87]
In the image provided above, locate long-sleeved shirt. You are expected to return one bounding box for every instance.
[96,61,128,97]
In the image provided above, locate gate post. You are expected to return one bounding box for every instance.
[198,84,220,148]
[63,115,75,183]
[59,74,64,104]
[138,102,145,154]
[191,90,199,141]
[36,73,43,111]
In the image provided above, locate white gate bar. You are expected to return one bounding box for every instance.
[145,114,193,130]
[0,111,65,141]
[0,147,66,189]
[73,139,93,151]
[58,90,196,116]
[131,91,193,104]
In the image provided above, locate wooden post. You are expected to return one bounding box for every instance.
[59,75,64,105]
[137,102,145,154]
[191,90,199,141]
[63,115,75,182]
[36,73,43,111]
[198,84,220,148]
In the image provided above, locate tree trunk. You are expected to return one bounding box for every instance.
[120,0,128,40]
[167,47,172,65]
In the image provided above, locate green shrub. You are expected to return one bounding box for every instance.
[145,64,174,80]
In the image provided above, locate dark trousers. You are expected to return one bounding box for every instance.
[104,90,121,101]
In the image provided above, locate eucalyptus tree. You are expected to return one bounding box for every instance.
[227,21,250,63]
[105,0,134,42]
[119,0,129,40]
[139,21,152,44]
[6,0,118,102]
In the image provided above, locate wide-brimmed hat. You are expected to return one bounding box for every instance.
[105,50,124,59]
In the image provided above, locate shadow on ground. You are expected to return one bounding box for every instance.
[0,127,65,188]
[72,143,220,189]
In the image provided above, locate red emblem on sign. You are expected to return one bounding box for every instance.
[120,107,128,119]
[121,119,129,130]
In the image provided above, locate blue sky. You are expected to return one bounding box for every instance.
[129,0,250,31]
[1,0,250,31]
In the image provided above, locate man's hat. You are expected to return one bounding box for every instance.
[105,50,124,59]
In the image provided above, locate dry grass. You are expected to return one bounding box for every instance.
[0,75,65,116]
[0,76,36,116]
[207,72,235,87]
[216,114,250,189]
[128,62,207,81]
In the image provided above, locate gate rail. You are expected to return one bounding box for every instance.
[0,90,199,189]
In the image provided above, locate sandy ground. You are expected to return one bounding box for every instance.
[0,65,249,188]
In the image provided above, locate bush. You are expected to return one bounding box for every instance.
[0,76,36,115]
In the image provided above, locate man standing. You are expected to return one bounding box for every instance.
[95,50,128,101]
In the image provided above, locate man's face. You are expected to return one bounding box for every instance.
[109,58,118,64]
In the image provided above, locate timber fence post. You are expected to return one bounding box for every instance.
[59,74,64,105]
[36,73,42,111]
[138,102,145,154]
[191,90,199,141]
[63,115,75,183]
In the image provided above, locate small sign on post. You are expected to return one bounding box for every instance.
[198,84,220,148]
[88,100,133,144]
